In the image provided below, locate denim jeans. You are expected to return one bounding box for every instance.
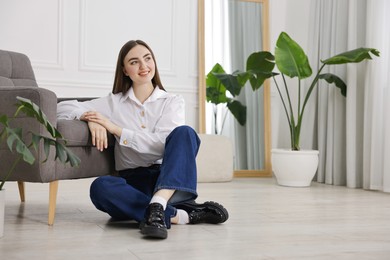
[89,125,200,228]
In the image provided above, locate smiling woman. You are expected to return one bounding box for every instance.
[198,0,272,177]
[57,39,229,239]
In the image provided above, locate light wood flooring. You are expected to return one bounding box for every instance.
[1,177,390,259]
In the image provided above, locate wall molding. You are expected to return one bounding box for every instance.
[32,0,64,70]
[78,0,177,76]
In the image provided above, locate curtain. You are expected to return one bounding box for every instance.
[307,0,390,192]
[228,1,264,170]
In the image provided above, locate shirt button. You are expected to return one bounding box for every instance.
[141,125,146,129]
[123,139,128,145]
[140,111,145,117]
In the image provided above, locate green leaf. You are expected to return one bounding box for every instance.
[55,142,67,162]
[31,133,40,152]
[206,87,229,104]
[321,48,380,65]
[319,73,347,96]
[63,146,81,167]
[206,63,225,88]
[5,127,22,151]
[275,32,312,79]
[5,127,35,165]
[213,71,247,97]
[43,137,53,163]
[54,142,81,167]
[227,100,246,126]
[246,51,276,90]
[206,63,228,104]
[0,114,9,127]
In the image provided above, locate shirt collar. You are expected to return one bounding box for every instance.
[122,86,168,104]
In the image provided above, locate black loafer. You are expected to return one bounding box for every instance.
[140,203,167,239]
[175,201,229,224]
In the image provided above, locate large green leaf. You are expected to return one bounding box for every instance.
[55,141,81,167]
[206,87,229,104]
[64,146,81,167]
[246,51,276,90]
[206,63,228,104]
[0,115,9,126]
[319,73,347,97]
[31,133,81,167]
[227,100,246,126]
[213,70,248,97]
[206,63,225,88]
[275,32,312,79]
[321,48,380,65]
[5,127,35,164]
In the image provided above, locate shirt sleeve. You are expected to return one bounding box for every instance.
[57,95,113,120]
[119,94,185,158]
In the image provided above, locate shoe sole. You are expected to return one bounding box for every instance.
[176,201,229,224]
[141,225,168,239]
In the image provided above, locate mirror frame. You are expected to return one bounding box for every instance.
[198,0,272,177]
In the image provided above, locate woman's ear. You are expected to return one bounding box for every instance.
[122,67,128,76]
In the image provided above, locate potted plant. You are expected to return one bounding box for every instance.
[207,31,379,186]
[0,96,80,237]
[206,63,248,135]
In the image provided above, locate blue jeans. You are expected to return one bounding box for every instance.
[89,125,200,228]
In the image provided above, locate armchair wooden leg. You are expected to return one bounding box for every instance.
[48,180,59,226]
[17,181,25,202]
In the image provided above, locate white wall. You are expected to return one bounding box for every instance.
[1,0,313,144]
[0,0,199,129]
[269,0,312,149]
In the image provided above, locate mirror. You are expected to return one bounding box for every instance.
[198,0,271,177]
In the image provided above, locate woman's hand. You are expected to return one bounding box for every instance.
[87,121,108,151]
[81,111,122,137]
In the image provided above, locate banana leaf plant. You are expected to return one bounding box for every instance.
[209,31,379,150]
[0,96,80,190]
[206,63,250,134]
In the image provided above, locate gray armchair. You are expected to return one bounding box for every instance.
[0,49,115,225]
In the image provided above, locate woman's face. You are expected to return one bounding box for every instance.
[122,45,156,86]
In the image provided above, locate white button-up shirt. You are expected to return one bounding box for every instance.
[57,87,185,170]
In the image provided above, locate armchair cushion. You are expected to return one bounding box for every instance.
[0,50,37,87]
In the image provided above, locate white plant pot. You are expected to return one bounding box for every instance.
[271,149,319,187]
[0,189,4,238]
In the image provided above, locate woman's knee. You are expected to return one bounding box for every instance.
[90,176,121,201]
[168,125,200,144]
[172,125,195,135]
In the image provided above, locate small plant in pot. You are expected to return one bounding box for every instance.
[0,96,80,236]
[206,63,248,135]
[207,31,379,186]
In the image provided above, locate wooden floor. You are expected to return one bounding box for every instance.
[1,177,390,259]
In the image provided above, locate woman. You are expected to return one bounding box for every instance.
[57,40,228,239]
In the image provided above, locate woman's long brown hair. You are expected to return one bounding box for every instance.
[112,40,165,94]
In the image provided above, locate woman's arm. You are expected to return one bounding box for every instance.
[57,94,115,151]
[82,111,123,137]
[57,94,113,120]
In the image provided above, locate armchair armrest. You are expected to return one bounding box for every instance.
[0,86,57,124]
[56,96,116,147]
